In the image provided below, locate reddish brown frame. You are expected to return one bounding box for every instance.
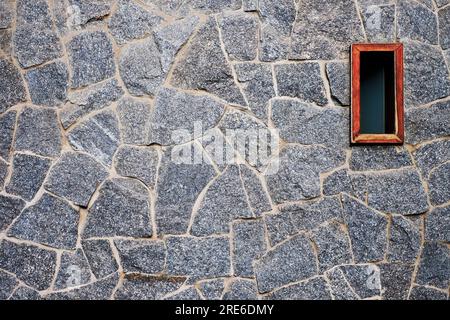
[351,43,404,144]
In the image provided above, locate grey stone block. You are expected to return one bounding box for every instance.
[223,279,258,300]
[198,279,224,300]
[0,270,17,300]
[268,277,332,300]
[264,211,297,247]
[115,239,166,274]
[428,162,450,206]
[350,146,413,171]
[379,263,414,300]
[416,242,450,289]
[239,165,272,216]
[0,195,26,232]
[0,59,26,114]
[339,264,381,299]
[388,215,421,263]
[325,268,359,300]
[54,249,92,290]
[0,111,16,161]
[326,62,350,106]
[115,274,185,300]
[425,206,450,242]
[409,285,448,300]
[9,286,42,300]
[413,140,450,178]
[82,239,118,279]
[117,97,151,145]
[398,0,438,45]
[361,5,395,42]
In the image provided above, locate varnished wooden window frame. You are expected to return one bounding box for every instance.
[351,43,404,145]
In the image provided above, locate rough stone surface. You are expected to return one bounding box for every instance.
[171,17,246,106]
[0,158,7,189]
[254,234,317,293]
[68,31,115,88]
[271,99,348,147]
[404,42,450,107]
[0,110,16,161]
[155,145,216,235]
[425,206,450,242]
[323,169,367,201]
[69,0,113,26]
[54,249,92,290]
[341,194,388,263]
[290,0,364,60]
[339,265,381,299]
[266,145,345,204]
[325,268,359,300]
[398,0,438,44]
[114,145,159,189]
[311,220,352,272]
[83,178,152,238]
[416,242,450,289]
[0,270,17,300]
[439,7,450,50]
[388,215,421,263]
[67,110,120,166]
[0,0,14,29]
[235,63,275,122]
[409,286,448,300]
[109,0,163,44]
[428,162,450,206]
[191,165,253,236]
[350,146,413,171]
[82,239,118,279]
[326,62,350,106]
[275,63,328,106]
[268,277,332,300]
[25,61,68,107]
[14,107,62,158]
[239,165,272,216]
[14,0,62,68]
[117,97,151,145]
[44,152,108,207]
[6,153,51,201]
[115,239,166,274]
[148,88,225,146]
[379,263,415,300]
[61,79,124,129]
[115,275,185,300]
[219,12,258,61]
[233,220,266,277]
[9,286,42,300]
[0,59,26,114]
[198,279,224,300]
[119,35,164,97]
[0,195,26,232]
[165,287,202,300]
[223,280,258,300]
[264,211,297,247]
[361,5,395,42]
[8,193,79,250]
[413,140,450,178]
[0,240,57,291]
[366,169,429,215]
[166,236,230,278]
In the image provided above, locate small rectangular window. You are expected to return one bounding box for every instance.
[351,43,404,144]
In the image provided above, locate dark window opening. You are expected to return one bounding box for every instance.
[360,51,396,134]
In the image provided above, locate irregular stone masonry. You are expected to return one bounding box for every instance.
[0,0,449,300]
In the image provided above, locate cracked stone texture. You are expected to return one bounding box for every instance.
[398,0,438,45]
[416,242,450,289]
[275,63,328,106]
[61,79,124,129]
[6,153,51,201]
[1,0,450,301]
[155,145,216,235]
[115,239,166,274]
[171,17,246,106]
[0,240,57,291]
[233,219,266,277]
[109,0,163,45]
[406,101,450,144]
[83,178,152,238]
[119,35,164,97]
[14,107,62,158]
[366,169,429,215]
[425,206,450,242]
[114,145,159,189]
[0,59,26,114]
[326,62,350,106]
[25,61,68,107]
[235,63,275,122]
[148,88,225,146]
[404,42,450,107]
[0,111,16,161]
[14,0,62,68]
[8,193,79,250]
[44,152,108,207]
[67,110,120,166]
[255,234,317,293]
[166,236,230,278]
[54,249,92,290]
[0,195,26,232]
[268,277,332,300]
[428,162,450,206]
[68,31,115,88]
[82,239,118,279]
[191,165,253,236]
[219,12,258,61]
[271,99,349,147]
[266,145,346,204]
[341,194,388,263]
[290,0,364,60]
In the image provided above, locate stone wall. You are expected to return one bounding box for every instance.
[0,0,449,300]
